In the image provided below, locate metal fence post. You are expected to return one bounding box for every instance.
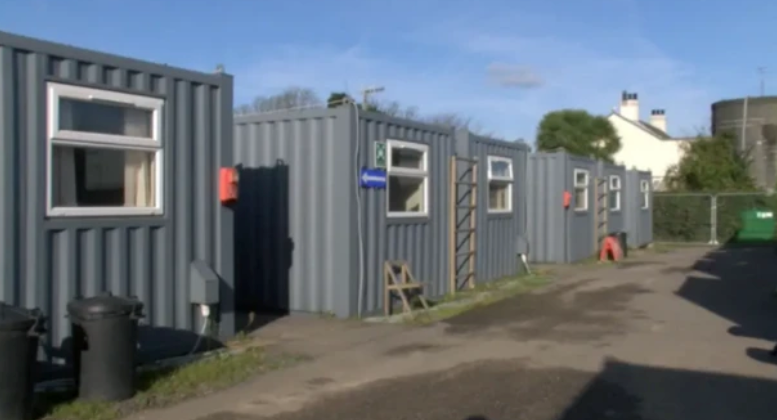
[709,194,719,245]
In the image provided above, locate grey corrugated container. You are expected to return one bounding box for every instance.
[598,161,628,235]
[233,109,530,317]
[527,151,612,263]
[625,170,654,247]
[454,131,530,283]
[0,31,235,364]
[234,107,452,317]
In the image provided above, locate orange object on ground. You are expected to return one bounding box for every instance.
[599,236,623,261]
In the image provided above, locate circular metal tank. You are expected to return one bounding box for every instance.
[711,96,777,188]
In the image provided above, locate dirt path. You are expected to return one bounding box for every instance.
[130,246,777,420]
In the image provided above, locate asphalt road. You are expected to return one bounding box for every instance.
[194,247,777,420]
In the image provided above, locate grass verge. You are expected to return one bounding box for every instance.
[36,347,304,420]
[407,274,550,325]
[647,242,718,253]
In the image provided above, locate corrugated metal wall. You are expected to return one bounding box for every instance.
[637,171,654,246]
[527,152,600,264]
[233,108,354,317]
[470,134,529,282]
[567,155,597,263]
[624,171,640,248]
[354,112,453,316]
[599,162,627,234]
[527,153,566,263]
[624,170,653,248]
[0,31,234,364]
[233,108,453,318]
[625,171,653,247]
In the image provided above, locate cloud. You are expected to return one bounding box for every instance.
[425,28,716,136]
[487,63,544,88]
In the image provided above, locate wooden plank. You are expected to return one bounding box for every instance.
[384,260,430,317]
[468,161,477,289]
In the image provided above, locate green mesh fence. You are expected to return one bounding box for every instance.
[653,194,713,243]
[653,192,777,243]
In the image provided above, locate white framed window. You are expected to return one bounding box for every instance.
[487,156,513,213]
[573,169,589,211]
[386,140,429,217]
[608,175,622,211]
[46,82,164,217]
[640,179,650,209]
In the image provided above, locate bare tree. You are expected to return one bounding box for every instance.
[235,86,322,115]
[371,100,420,120]
[424,112,496,138]
[237,90,501,138]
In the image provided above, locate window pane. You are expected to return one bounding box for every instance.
[575,171,587,185]
[574,187,587,209]
[52,145,157,207]
[390,147,424,170]
[610,177,620,189]
[490,160,511,178]
[609,191,620,209]
[489,181,510,210]
[388,175,425,212]
[59,98,153,138]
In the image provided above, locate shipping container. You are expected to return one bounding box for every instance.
[598,161,628,236]
[455,131,530,283]
[527,151,616,263]
[625,170,654,247]
[234,108,529,318]
[0,31,234,366]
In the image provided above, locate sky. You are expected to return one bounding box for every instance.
[1,0,776,141]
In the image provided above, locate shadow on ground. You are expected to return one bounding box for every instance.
[200,358,777,420]
[675,245,777,363]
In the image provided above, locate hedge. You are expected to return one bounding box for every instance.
[654,193,777,243]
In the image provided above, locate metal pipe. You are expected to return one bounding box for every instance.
[740,96,749,151]
[353,99,365,318]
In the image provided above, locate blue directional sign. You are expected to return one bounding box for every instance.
[360,167,387,189]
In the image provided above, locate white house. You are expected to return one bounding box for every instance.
[608,91,691,189]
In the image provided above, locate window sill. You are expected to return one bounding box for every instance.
[387,212,428,218]
[386,212,430,225]
[48,207,164,217]
[573,208,589,213]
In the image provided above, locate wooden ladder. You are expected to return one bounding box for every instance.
[593,176,609,252]
[449,156,478,295]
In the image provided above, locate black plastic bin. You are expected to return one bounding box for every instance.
[618,232,628,258]
[67,293,143,402]
[0,303,45,420]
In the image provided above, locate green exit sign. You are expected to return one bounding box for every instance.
[374,141,387,168]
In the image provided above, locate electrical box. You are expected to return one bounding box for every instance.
[190,260,220,305]
[516,235,530,256]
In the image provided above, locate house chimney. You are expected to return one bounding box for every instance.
[619,91,640,121]
[649,109,667,132]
